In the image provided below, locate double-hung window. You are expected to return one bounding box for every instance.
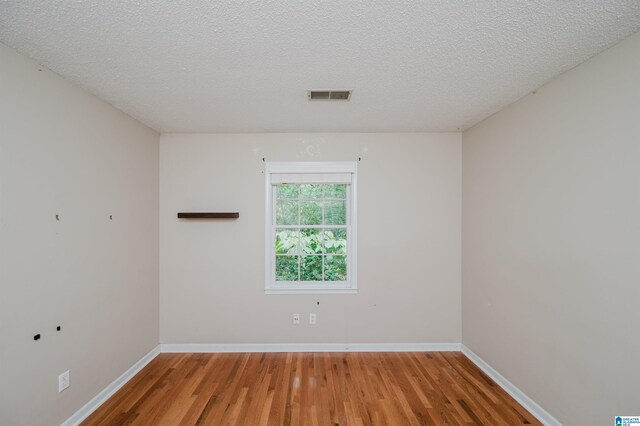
[265,162,357,294]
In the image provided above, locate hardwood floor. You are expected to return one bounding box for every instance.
[82,352,540,425]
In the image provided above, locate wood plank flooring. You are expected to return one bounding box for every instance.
[82,352,540,425]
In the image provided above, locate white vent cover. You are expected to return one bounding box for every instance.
[308,90,352,101]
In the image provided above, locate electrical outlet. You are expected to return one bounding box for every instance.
[309,313,317,325]
[292,313,300,325]
[58,370,69,392]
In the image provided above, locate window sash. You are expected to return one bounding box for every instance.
[272,184,350,285]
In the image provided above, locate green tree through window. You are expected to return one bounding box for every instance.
[274,184,347,282]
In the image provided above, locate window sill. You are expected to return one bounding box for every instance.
[265,288,358,295]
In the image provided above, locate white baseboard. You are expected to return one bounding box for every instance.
[62,343,559,426]
[61,345,161,426]
[461,344,561,426]
[160,342,461,353]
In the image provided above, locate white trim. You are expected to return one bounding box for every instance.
[271,172,352,184]
[350,168,358,289]
[264,161,358,293]
[264,162,272,292]
[265,288,358,295]
[267,161,357,174]
[161,343,461,353]
[461,345,562,426]
[60,343,561,426]
[60,345,160,426]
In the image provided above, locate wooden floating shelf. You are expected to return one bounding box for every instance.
[177,212,239,219]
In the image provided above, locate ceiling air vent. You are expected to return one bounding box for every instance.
[308,90,352,101]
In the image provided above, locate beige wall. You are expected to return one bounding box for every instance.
[7,23,636,426]
[462,32,640,425]
[160,133,461,344]
[0,44,159,425]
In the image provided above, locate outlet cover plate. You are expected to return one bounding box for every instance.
[58,370,69,392]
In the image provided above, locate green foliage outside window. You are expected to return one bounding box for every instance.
[274,183,348,282]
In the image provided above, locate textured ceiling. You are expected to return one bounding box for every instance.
[1,1,639,133]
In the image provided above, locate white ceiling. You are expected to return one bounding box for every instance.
[1,1,639,133]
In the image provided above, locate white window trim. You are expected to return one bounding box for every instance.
[264,161,358,295]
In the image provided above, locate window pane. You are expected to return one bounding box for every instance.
[300,201,322,225]
[300,228,322,255]
[324,184,346,199]
[324,255,346,281]
[276,256,298,281]
[275,229,299,255]
[276,184,299,199]
[323,228,347,254]
[324,200,346,225]
[301,256,323,281]
[276,200,298,225]
[270,176,353,289]
[300,184,323,199]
